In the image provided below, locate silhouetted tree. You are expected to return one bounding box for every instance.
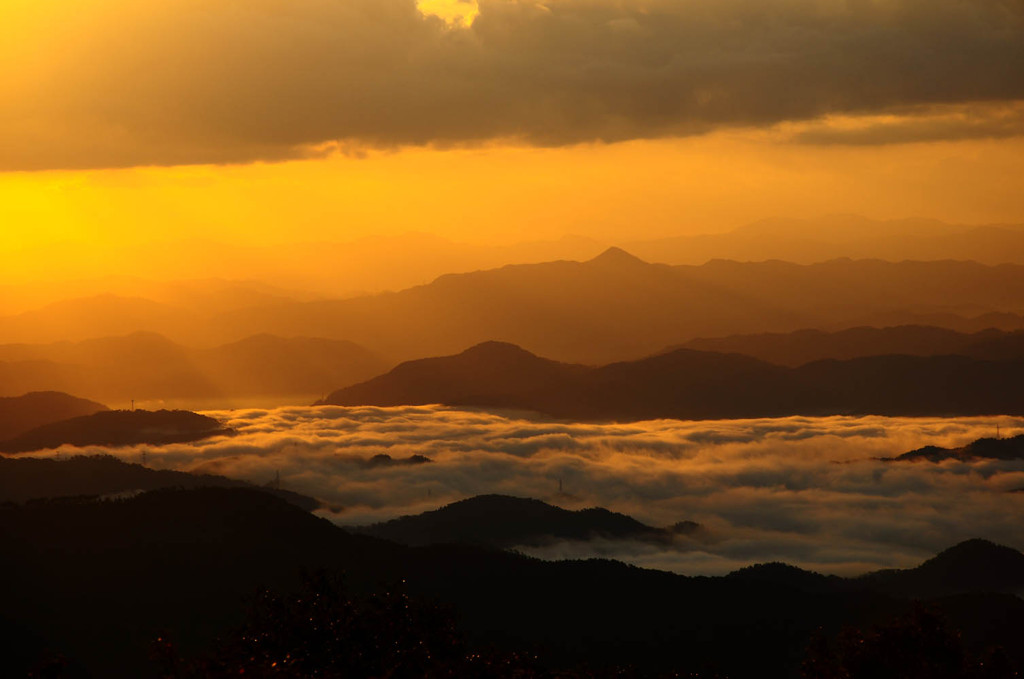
[157,571,560,678]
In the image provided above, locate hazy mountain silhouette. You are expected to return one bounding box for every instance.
[0,331,388,404]
[202,334,388,399]
[624,215,1024,266]
[0,275,317,317]
[9,233,606,304]
[0,332,217,403]
[0,454,319,509]
[322,342,1024,420]
[216,252,1024,364]
[896,434,1024,462]
[680,325,1024,367]
[10,253,1024,364]
[360,494,699,547]
[0,391,108,441]
[0,294,203,344]
[2,488,1022,677]
[0,409,232,453]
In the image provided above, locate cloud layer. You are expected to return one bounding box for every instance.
[2,0,1023,169]
[32,405,1024,576]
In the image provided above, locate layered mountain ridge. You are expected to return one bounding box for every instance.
[321,341,1024,421]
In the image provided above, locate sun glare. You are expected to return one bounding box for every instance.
[417,0,479,26]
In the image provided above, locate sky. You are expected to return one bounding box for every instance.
[2,0,1023,283]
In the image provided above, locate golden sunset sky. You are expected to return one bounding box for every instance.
[2,0,1023,282]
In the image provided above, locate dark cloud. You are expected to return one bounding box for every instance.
[29,405,1024,575]
[2,0,1023,170]
[788,102,1024,146]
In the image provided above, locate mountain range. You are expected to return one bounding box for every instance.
[9,251,1024,365]
[214,251,1024,364]
[321,340,1024,420]
[10,217,1024,309]
[623,215,1024,266]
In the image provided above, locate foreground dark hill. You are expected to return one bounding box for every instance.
[0,454,318,509]
[682,325,1024,367]
[0,331,389,404]
[360,494,699,547]
[896,434,1024,462]
[0,409,232,453]
[859,539,1024,599]
[2,488,1022,678]
[217,253,1024,364]
[0,391,108,441]
[322,342,1024,420]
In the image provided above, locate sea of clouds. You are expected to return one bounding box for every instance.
[34,405,1024,576]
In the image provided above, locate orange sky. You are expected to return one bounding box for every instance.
[3,131,1023,253]
[1,0,1023,284]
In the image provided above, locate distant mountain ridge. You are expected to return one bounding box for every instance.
[359,494,700,548]
[623,215,1024,266]
[10,252,1024,365]
[321,341,1024,420]
[223,253,1024,364]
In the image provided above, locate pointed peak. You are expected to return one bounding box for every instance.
[588,246,648,266]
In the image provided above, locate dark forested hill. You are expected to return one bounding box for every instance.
[0,408,232,453]
[0,454,319,509]
[2,488,1022,677]
[895,434,1024,462]
[360,494,699,547]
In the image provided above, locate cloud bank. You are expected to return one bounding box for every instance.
[31,405,1024,576]
[2,0,1022,169]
